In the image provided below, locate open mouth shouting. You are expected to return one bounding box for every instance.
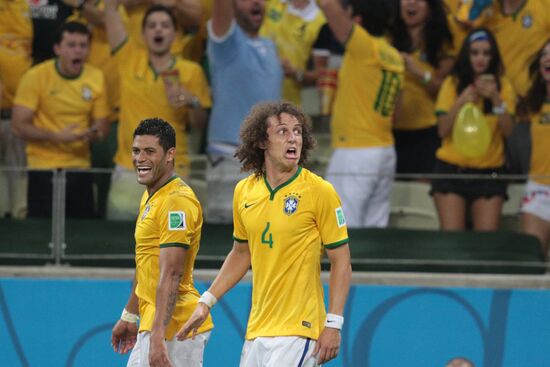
[285,146,299,161]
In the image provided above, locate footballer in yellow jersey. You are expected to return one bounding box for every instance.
[435,75,516,168]
[177,101,351,366]
[260,0,326,105]
[484,0,550,97]
[135,176,214,339]
[232,166,348,340]
[112,118,213,366]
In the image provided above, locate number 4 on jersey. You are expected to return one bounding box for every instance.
[261,222,274,248]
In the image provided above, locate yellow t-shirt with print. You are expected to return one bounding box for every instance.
[394,48,453,130]
[260,0,325,105]
[135,176,214,339]
[331,25,404,148]
[529,102,550,184]
[484,0,550,97]
[233,167,349,340]
[0,0,32,109]
[113,39,211,176]
[435,75,516,168]
[13,60,110,169]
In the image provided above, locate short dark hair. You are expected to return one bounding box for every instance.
[235,101,316,177]
[350,0,392,36]
[142,4,177,30]
[133,118,176,152]
[55,21,91,45]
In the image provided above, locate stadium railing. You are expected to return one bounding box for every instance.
[0,165,547,274]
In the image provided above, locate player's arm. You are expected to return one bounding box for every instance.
[104,0,128,51]
[11,105,86,143]
[211,0,235,37]
[85,117,110,142]
[111,274,139,354]
[149,246,187,366]
[172,0,203,30]
[315,243,351,364]
[81,0,107,27]
[176,240,251,339]
[317,0,353,45]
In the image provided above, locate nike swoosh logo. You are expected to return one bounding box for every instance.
[244,203,255,208]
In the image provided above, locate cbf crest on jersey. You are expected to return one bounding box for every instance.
[81,85,92,101]
[141,204,151,221]
[522,14,533,29]
[283,192,301,216]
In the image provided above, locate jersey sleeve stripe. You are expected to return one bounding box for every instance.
[159,242,190,249]
[324,238,349,249]
[232,236,248,243]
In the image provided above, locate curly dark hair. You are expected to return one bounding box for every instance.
[390,0,453,68]
[235,101,316,177]
[526,40,550,114]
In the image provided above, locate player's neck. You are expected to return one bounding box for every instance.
[147,169,176,195]
[149,53,173,74]
[502,0,526,14]
[264,164,299,189]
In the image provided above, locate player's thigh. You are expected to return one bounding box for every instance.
[167,331,211,367]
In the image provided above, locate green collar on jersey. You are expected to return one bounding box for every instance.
[264,166,302,201]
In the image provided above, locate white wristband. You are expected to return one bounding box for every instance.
[120,308,139,323]
[324,313,344,330]
[198,291,218,309]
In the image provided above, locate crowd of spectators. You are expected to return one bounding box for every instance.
[1,0,550,253]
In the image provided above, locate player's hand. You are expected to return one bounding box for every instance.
[313,327,341,364]
[111,320,138,354]
[400,52,423,79]
[54,124,86,143]
[175,303,210,340]
[457,85,477,107]
[149,338,174,367]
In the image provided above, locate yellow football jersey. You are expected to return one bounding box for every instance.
[394,48,452,130]
[135,176,214,339]
[484,0,550,97]
[434,75,516,168]
[0,0,32,109]
[331,25,404,148]
[112,39,211,176]
[529,102,550,184]
[260,0,325,105]
[233,167,349,340]
[13,60,110,169]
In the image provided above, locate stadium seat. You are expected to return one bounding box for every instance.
[347,228,545,274]
[389,181,439,230]
[500,182,525,231]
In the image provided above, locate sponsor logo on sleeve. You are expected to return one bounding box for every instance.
[335,207,346,228]
[168,211,186,231]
